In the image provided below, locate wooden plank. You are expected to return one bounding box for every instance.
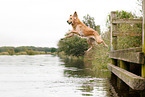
[110,47,142,53]
[109,51,144,64]
[107,63,145,90]
[112,19,142,24]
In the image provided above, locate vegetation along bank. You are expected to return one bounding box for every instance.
[0,46,57,55]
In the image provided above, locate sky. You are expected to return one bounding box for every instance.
[0,0,142,48]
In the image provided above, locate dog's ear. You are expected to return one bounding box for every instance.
[73,11,78,19]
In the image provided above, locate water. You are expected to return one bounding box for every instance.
[0,55,111,97]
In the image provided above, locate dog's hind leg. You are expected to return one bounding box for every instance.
[94,34,108,48]
[86,38,94,52]
[98,39,108,48]
[102,40,108,48]
[87,46,93,52]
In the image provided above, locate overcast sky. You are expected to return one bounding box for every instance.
[0,0,141,48]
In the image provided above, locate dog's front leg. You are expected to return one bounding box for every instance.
[61,30,80,40]
[64,33,74,38]
[61,33,74,40]
[70,30,81,36]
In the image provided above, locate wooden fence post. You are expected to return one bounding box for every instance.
[111,11,117,51]
[142,0,145,78]
[120,60,129,70]
[141,0,145,93]
[111,11,117,66]
[110,11,118,93]
[118,60,129,95]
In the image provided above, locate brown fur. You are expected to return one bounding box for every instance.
[63,12,108,52]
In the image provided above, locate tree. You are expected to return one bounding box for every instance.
[137,0,143,13]
[58,35,89,57]
[50,47,57,53]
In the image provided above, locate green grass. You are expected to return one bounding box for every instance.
[84,44,110,70]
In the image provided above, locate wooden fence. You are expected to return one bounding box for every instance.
[107,0,145,96]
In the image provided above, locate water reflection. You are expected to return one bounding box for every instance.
[60,57,111,96]
[59,56,145,97]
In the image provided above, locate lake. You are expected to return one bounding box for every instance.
[0,55,112,97]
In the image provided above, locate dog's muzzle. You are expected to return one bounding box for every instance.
[67,20,72,25]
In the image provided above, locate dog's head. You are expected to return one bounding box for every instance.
[67,15,73,25]
[67,11,78,25]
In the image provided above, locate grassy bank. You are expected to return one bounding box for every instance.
[58,43,110,70]
[84,44,110,70]
[0,46,57,55]
[0,51,56,55]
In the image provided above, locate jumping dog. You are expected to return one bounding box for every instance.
[62,12,108,52]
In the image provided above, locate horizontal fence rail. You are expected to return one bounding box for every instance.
[108,63,145,90]
[112,19,142,24]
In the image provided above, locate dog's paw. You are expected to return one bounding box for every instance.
[60,38,64,40]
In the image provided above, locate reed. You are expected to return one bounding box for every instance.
[25,48,39,55]
[7,48,15,55]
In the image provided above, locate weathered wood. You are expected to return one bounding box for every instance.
[109,51,144,64]
[142,0,145,78]
[111,12,117,51]
[142,64,145,78]
[112,36,117,50]
[107,63,145,90]
[111,59,117,66]
[112,19,142,24]
[110,47,142,53]
[111,12,118,67]
[143,0,145,53]
[118,60,130,95]
[109,8,145,95]
[120,60,128,70]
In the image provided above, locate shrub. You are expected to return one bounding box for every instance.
[58,35,89,57]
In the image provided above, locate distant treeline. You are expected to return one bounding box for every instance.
[0,46,57,53]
